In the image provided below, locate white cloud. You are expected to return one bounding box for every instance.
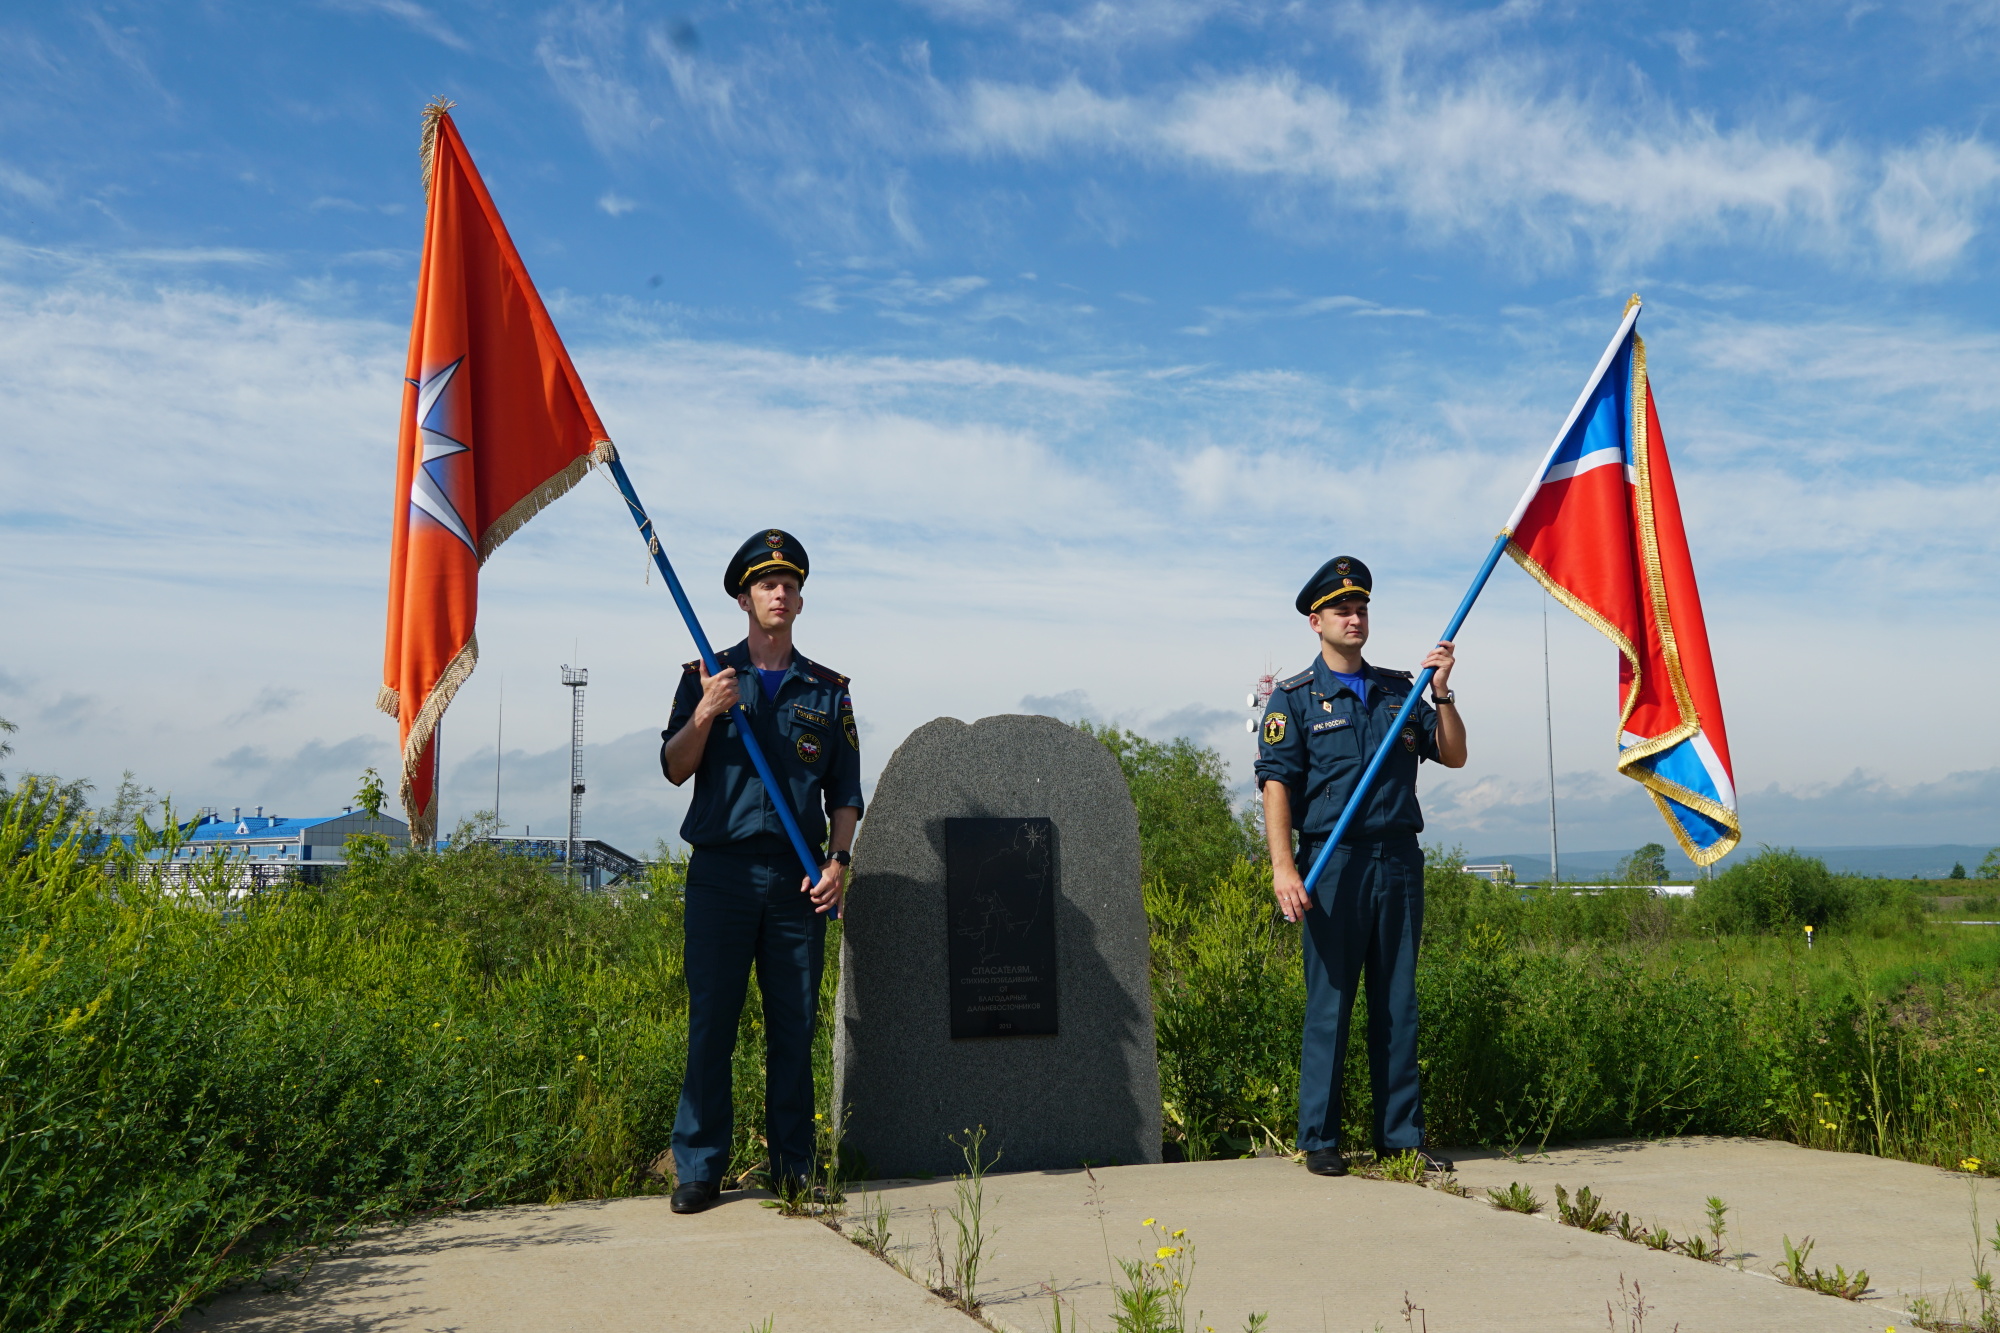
[1869,134,2000,274]
[958,70,1859,271]
[528,2,2000,275]
[6,264,2000,849]
[323,0,470,52]
[597,191,638,216]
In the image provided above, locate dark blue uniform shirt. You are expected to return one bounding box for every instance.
[1254,656,1440,845]
[662,640,864,852]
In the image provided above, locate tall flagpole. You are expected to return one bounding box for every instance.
[598,457,825,898]
[1543,592,1560,885]
[1300,300,1642,901]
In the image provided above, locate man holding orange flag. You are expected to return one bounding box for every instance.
[660,530,861,1214]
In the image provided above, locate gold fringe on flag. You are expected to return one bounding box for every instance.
[398,632,478,846]
[477,438,617,564]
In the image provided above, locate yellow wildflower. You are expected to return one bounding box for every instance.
[1156,1246,1180,1259]
[1963,1158,1984,1172]
[1171,1228,1186,1238]
[1142,1217,1156,1227]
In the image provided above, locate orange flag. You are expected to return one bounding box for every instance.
[378,101,613,843]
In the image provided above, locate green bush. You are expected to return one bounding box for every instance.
[1083,724,1261,894]
[1150,837,2000,1171]
[0,787,808,1333]
[1692,849,1926,937]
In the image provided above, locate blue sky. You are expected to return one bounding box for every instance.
[4,0,1998,860]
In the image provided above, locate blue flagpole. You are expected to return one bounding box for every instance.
[601,455,826,896]
[1298,532,1512,899]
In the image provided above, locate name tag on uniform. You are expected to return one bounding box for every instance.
[1310,718,1351,734]
[794,705,828,727]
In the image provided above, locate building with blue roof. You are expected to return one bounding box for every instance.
[165,806,410,866]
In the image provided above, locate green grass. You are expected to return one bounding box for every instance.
[6,742,2000,1331]
[1150,850,2000,1170]
[0,788,828,1333]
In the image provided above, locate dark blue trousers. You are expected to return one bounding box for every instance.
[672,847,827,1187]
[1296,834,1425,1154]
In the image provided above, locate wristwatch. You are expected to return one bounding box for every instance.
[1432,689,1456,706]
[830,849,852,866]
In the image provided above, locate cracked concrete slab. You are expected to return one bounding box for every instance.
[181,1140,1982,1332]
[858,1148,1952,1332]
[182,1190,984,1333]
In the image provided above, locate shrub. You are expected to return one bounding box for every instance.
[1693,849,1925,937]
[0,790,787,1333]
[1083,724,1261,894]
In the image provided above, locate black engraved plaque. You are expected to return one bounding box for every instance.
[944,817,1058,1039]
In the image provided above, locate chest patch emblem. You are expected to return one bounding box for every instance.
[1310,718,1351,734]
[1262,712,1288,745]
[796,732,822,764]
[794,705,828,727]
[1402,726,1417,752]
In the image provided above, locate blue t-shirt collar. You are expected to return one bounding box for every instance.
[1319,655,1372,707]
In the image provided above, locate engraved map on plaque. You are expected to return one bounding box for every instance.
[944,817,1059,1038]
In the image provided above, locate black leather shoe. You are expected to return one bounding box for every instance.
[1416,1149,1456,1174]
[1304,1149,1348,1177]
[670,1180,720,1214]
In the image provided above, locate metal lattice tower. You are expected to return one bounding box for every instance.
[561,664,588,875]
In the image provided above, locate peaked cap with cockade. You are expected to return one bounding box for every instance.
[725,528,809,596]
[1295,555,1373,615]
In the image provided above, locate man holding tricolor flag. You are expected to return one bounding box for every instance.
[377,101,614,845]
[1267,295,1737,1174]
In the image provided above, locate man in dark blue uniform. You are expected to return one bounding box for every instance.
[660,528,863,1214]
[1255,555,1466,1177]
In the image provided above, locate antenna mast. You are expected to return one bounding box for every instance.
[561,664,588,879]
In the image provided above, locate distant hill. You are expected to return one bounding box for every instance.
[1468,843,1999,882]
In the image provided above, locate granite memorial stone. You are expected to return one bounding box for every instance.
[832,714,1160,1179]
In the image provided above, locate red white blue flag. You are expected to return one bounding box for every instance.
[1504,299,1740,865]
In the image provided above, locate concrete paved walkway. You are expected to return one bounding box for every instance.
[861,1141,1986,1332]
[1450,1137,1995,1315]
[183,1190,983,1333]
[183,1140,1987,1332]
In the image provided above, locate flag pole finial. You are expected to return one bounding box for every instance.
[420,97,457,199]
[1624,292,1642,314]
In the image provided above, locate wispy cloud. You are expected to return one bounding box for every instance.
[529,1,2000,276]
[322,0,469,52]
[6,260,2000,848]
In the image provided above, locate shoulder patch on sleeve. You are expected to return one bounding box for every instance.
[1277,669,1314,691]
[1262,711,1289,744]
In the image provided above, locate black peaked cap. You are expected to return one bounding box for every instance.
[725,529,810,596]
[1295,555,1373,615]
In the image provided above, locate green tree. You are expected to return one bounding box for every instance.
[1949,862,1968,880]
[355,767,388,820]
[1080,724,1259,892]
[1617,842,1669,884]
[1979,848,2000,880]
[93,771,159,837]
